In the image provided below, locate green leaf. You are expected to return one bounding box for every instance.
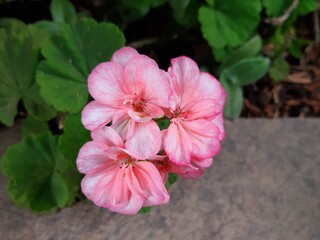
[37,18,125,113]
[169,0,191,17]
[296,0,317,16]
[51,0,77,24]
[51,172,69,208]
[220,75,243,119]
[0,25,56,126]
[122,0,166,9]
[34,21,62,34]
[221,57,270,86]
[269,56,289,81]
[165,173,178,189]
[1,132,81,213]
[219,35,262,71]
[173,0,200,27]
[198,0,261,49]
[21,116,49,137]
[0,18,26,35]
[59,113,90,169]
[138,206,152,214]
[262,0,291,17]
[156,117,171,130]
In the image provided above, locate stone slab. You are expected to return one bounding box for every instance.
[0,119,319,240]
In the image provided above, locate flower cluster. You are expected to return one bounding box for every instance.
[77,47,226,215]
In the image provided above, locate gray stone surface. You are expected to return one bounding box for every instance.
[0,119,319,240]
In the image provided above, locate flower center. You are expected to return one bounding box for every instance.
[132,99,145,112]
[119,157,134,169]
[124,94,146,113]
[171,107,188,119]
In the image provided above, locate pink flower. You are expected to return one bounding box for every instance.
[163,56,226,166]
[76,127,169,215]
[82,47,171,159]
[152,156,213,182]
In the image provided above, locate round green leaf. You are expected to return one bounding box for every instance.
[269,56,289,82]
[199,0,261,49]
[59,113,90,169]
[21,116,49,137]
[122,0,166,9]
[222,57,270,86]
[51,0,77,24]
[220,75,243,119]
[219,35,262,71]
[51,172,69,208]
[262,0,291,17]
[1,132,81,213]
[37,19,125,113]
[0,25,56,126]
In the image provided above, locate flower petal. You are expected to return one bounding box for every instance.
[77,141,111,174]
[127,109,152,123]
[106,146,132,161]
[123,56,170,108]
[164,121,192,165]
[143,103,165,118]
[164,119,221,165]
[168,57,225,114]
[169,162,204,179]
[183,98,219,120]
[125,121,161,160]
[168,56,200,109]
[111,47,139,66]
[192,157,213,168]
[134,161,170,207]
[112,109,135,140]
[88,62,127,105]
[211,113,225,141]
[181,119,221,160]
[91,126,125,148]
[82,100,117,131]
[81,167,144,215]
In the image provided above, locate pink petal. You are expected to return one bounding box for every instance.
[143,103,165,118]
[211,113,225,141]
[192,157,213,168]
[81,164,118,203]
[125,121,161,160]
[82,167,144,215]
[168,56,200,109]
[127,109,152,123]
[91,126,125,148]
[168,57,225,114]
[122,56,170,104]
[196,72,225,104]
[181,119,221,159]
[164,121,192,165]
[111,47,139,66]
[183,99,219,120]
[77,141,111,174]
[112,109,135,140]
[106,146,132,161]
[88,62,127,105]
[164,119,221,165]
[133,161,170,207]
[82,100,117,131]
[170,163,204,179]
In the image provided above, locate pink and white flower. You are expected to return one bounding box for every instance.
[163,56,226,166]
[82,47,171,159]
[77,127,169,215]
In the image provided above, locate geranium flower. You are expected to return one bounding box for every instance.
[82,47,171,159]
[76,127,169,215]
[163,56,226,166]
